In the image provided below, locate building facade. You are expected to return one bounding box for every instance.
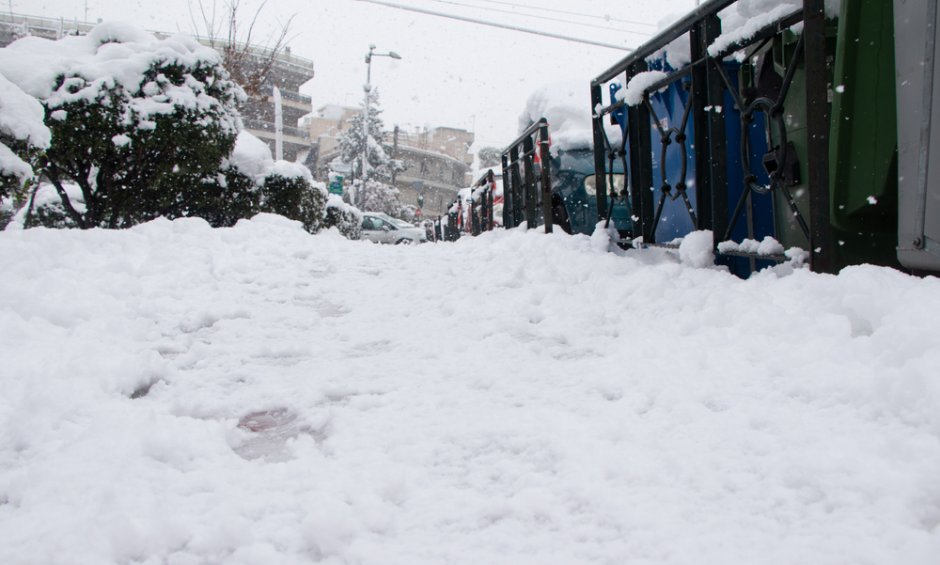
[239,47,314,162]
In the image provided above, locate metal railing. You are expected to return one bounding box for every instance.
[589,0,833,272]
[500,118,553,233]
[466,169,497,235]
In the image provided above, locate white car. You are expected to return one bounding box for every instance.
[360,212,427,245]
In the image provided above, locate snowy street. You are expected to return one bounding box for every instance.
[1,217,939,564]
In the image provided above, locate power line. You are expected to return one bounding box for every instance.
[453,0,659,29]
[426,0,654,37]
[355,0,634,51]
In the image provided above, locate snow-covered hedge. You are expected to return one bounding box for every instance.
[323,194,362,240]
[226,131,329,234]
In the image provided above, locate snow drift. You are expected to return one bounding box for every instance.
[1,219,939,564]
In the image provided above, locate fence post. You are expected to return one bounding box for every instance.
[591,83,610,223]
[538,120,554,233]
[690,14,728,253]
[627,62,656,242]
[522,136,538,228]
[804,0,835,273]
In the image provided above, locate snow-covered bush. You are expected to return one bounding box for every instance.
[224,132,327,234]
[261,172,327,234]
[0,72,51,227]
[169,163,260,228]
[0,22,244,229]
[323,194,362,240]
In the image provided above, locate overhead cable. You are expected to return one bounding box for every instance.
[447,0,659,29]
[426,0,654,36]
[355,0,635,51]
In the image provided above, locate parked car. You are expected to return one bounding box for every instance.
[360,212,427,245]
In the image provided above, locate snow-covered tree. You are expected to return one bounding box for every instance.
[477,146,502,168]
[398,204,418,223]
[355,178,402,216]
[0,22,244,229]
[336,89,402,183]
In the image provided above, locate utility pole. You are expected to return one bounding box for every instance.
[392,125,400,185]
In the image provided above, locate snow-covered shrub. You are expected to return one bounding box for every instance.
[0,72,51,227]
[323,194,362,240]
[169,164,260,228]
[261,172,327,234]
[0,22,244,229]
[226,131,327,234]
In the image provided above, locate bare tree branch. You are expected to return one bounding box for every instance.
[187,0,294,97]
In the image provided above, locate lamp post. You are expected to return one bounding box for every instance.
[359,44,401,208]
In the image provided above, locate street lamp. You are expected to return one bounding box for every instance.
[359,44,401,208]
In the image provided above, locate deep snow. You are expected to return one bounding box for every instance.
[1,217,939,564]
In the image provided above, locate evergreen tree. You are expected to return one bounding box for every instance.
[336,89,402,183]
[334,90,405,214]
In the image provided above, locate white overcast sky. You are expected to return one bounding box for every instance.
[29,0,697,148]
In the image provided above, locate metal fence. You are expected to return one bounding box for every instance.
[590,0,833,272]
[500,118,553,233]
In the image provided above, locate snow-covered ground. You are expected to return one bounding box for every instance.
[1,217,939,564]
